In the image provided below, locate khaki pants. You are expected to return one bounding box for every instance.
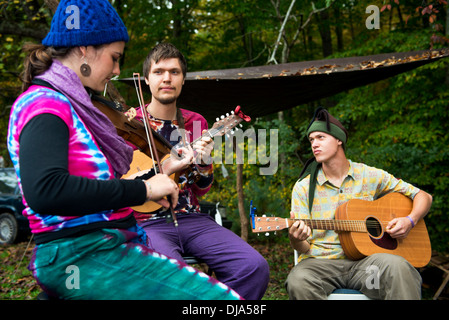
[286,253,422,300]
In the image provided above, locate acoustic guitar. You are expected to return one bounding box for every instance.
[122,106,251,213]
[250,193,431,267]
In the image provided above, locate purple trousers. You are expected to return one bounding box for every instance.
[139,213,269,300]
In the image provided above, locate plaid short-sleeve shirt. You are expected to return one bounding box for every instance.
[291,160,420,262]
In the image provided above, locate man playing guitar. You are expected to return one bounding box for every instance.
[286,107,432,300]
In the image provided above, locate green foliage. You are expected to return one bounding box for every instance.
[0,240,39,299]
[203,116,306,239]
[204,17,449,252]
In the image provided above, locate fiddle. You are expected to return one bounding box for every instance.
[90,93,172,163]
[90,82,181,223]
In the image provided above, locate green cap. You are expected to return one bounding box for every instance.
[307,120,347,147]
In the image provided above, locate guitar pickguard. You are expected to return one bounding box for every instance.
[369,233,398,250]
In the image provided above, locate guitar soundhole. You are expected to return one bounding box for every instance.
[365,216,398,250]
[366,217,382,237]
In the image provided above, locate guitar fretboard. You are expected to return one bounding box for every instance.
[299,219,368,232]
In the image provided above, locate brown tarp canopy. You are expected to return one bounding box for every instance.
[120,49,449,122]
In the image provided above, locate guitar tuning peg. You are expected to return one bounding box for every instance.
[221,115,225,119]
[239,123,243,128]
[226,113,229,117]
[231,111,234,115]
[216,117,219,122]
[265,233,270,237]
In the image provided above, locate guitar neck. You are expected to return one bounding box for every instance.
[299,219,367,232]
[251,216,368,233]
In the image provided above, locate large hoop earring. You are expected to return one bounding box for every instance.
[80,61,91,77]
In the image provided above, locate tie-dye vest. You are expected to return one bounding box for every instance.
[7,85,132,235]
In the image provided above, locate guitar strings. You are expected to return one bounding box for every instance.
[288,218,394,232]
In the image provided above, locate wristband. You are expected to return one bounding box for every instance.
[144,180,152,201]
[406,216,415,228]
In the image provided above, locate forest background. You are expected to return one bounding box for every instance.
[0,0,448,255]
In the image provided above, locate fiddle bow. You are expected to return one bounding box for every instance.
[90,79,178,225]
[132,73,179,226]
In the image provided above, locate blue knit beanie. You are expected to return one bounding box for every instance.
[42,0,129,47]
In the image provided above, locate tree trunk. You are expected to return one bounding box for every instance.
[334,6,343,52]
[237,16,254,66]
[277,111,285,191]
[172,0,182,40]
[317,10,333,57]
[236,163,248,241]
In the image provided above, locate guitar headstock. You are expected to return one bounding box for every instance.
[210,106,251,138]
[251,216,289,233]
[249,200,288,234]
